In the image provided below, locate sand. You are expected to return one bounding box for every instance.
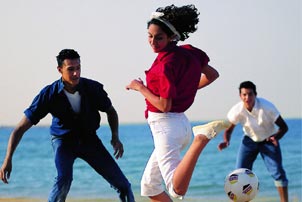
[0,199,111,202]
[0,197,149,202]
[0,197,286,202]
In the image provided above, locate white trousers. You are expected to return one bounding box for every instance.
[141,111,192,198]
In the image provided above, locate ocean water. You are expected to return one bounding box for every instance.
[0,119,301,201]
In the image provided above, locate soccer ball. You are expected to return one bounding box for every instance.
[224,168,259,202]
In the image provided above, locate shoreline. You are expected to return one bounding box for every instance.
[1,196,299,202]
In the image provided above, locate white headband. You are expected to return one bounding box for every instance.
[150,12,181,41]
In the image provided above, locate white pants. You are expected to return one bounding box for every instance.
[141,112,192,198]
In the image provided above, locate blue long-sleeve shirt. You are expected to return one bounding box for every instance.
[24,77,112,136]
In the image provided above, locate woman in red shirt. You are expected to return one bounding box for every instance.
[126,4,221,202]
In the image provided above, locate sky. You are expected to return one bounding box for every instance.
[0,0,300,126]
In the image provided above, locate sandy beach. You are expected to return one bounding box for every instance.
[0,197,150,202]
[0,198,145,202]
[0,199,116,202]
[1,196,299,202]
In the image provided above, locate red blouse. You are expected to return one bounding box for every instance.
[145,43,209,118]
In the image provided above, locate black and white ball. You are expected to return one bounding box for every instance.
[224,168,259,202]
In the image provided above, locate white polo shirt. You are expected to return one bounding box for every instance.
[227,97,280,142]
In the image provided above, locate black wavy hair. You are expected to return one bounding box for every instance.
[56,49,80,67]
[148,4,200,41]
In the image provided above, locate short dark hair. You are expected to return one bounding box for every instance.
[239,81,257,95]
[56,49,80,67]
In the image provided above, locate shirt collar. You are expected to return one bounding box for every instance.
[246,97,259,115]
[57,78,83,93]
[157,42,177,60]
[58,78,65,93]
[253,97,259,111]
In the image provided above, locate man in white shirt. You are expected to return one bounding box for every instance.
[217,81,289,202]
[193,80,289,201]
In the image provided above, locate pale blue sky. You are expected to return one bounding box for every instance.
[0,0,300,126]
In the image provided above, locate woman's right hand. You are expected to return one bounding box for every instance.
[126,78,144,91]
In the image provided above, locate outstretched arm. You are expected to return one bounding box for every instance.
[218,123,236,151]
[106,106,124,159]
[0,116,33,184]
[198,65,219,89]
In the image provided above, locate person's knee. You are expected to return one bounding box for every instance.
[55,175,73,191]
[57,173,73,182]
[119,181,132,193]
[172,187,186,197]
[168,185,185,200]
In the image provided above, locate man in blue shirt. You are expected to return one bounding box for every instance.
[0,49,135,202]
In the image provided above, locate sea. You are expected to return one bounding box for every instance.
[0,119,301,202]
